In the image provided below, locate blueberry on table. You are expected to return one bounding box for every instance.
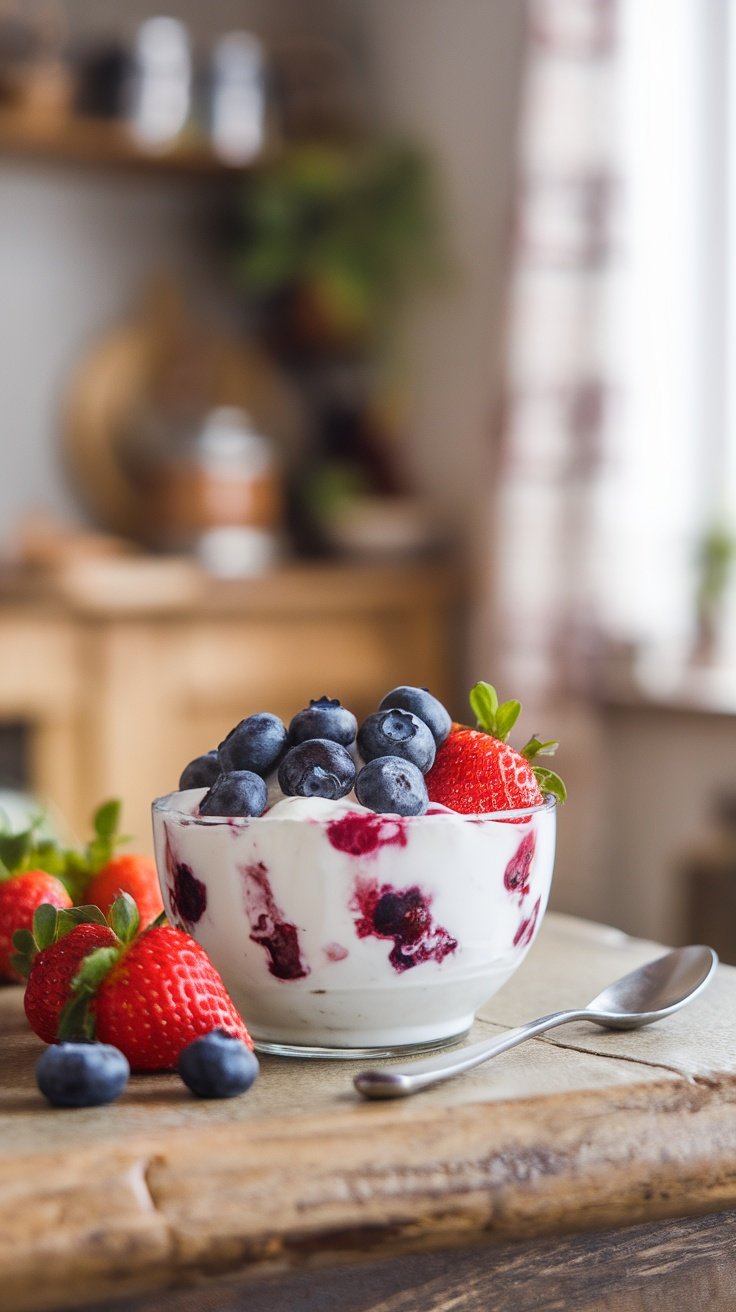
[278,739,356,800]
[179,751,221,791]
[356,756,429,816]
[288,696,357,747]
[199,770,268,817]
[178,1029,259,1098]
[36,1042,129,1108]
[378,685,452,748]
[357,709,436,773]
[218,713,288,776]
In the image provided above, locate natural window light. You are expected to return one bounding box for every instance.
[599,0,731,656]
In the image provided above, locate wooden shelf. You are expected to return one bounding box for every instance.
[0,110,254,178]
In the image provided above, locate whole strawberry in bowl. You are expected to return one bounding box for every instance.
[153,682,564,1058]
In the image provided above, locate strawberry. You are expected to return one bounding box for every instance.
[426,682,566,815]
[0,871,72,982]
[20,895,253,1071]
[85,853,164,930]
[15,906,118,1042]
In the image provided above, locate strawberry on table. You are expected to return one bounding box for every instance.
[14,905,118,1042]
[16,895,253,1071]
[0,871,72,982]
[426,681,567,815]
[85,853,164,930]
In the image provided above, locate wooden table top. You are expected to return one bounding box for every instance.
[2,912,735,1312]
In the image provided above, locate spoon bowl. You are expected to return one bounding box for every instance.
[582,944,718,1029]
[354,944,718,1099]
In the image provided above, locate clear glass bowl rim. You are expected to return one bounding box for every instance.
[152,789,557,826]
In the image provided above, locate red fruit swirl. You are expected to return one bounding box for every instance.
[326,811,407,857]
[241,862,309,981]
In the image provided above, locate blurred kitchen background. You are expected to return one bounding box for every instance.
[0,0,734,958]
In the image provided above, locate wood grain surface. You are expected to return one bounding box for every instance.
[2,913,736,1312]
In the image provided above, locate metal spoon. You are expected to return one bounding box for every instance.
[354,944,718,1099]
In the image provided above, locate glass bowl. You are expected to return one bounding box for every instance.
[152,791,556,1058]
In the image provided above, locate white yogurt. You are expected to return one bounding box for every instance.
[152,791,556,1055]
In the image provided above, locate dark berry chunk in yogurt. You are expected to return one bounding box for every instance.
[351,878,457,973]
[170,863,207,927]
[241,862,309,981]
[504,831,536,902]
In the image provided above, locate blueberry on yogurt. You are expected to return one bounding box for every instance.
[378,685,452,748]
[218,713,288,776]
[179,751,221,791]
[357,709,436,773]
[200,770,268,817]
[356,757,429,816]
[278,739,356,800]
[288,696,357,747]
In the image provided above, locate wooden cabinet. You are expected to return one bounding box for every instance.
[0,562,460,848]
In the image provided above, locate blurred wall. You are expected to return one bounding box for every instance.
[0,0,525,582]
[355,0,525,549]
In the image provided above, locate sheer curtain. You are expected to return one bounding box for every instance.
[483,0,732,916]
[488,0,621,706]
[489,0,728,698]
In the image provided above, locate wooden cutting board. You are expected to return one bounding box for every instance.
[1,912,736,1312]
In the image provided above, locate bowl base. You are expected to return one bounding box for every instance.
[253,1027,471,1061]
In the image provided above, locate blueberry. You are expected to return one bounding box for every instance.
[278,739,356,800]
[357,709,436,773]
[218,713,288,776]
[178,1028,259,1099]
[355,756,429,816]
[199,770,268,817]
[36,1042,129,1108]
[179,751,221,791]
[288,696,357,747]
[379,685,452,748]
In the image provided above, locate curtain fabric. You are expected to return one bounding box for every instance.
[490,0,621,703]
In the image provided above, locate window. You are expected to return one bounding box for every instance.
[600,0,731,656]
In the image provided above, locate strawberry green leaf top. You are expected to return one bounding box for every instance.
[469,682,521,741]
[0,799,127,903]
[426,681,567,814]
[470,681,567,803]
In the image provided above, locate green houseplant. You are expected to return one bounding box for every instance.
[234,139,448,357]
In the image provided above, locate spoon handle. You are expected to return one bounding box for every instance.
[354,1008,590,1099]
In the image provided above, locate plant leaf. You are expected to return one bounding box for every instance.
[33,903,59,950]
[494,700,522,741]
[94,800,121,840]
[109,893,140,945]
[469,682,499,734]
[71,946,120,994]
[55,905,109,940]
[532,767,567,803]
[0,828,33,874]
[521,735,560,763]
[57,993,95,1042]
